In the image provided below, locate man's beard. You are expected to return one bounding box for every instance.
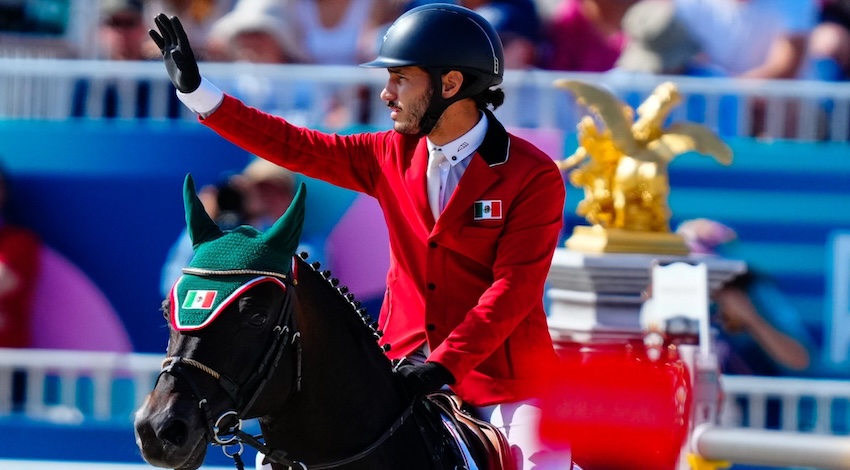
[391,88,432,135]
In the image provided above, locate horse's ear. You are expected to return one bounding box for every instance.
[183,174,223,248]
[264,182,306,255]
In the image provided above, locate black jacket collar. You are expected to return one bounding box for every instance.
[477,109,510,167]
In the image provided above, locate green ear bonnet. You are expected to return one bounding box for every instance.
[170,174,306,330]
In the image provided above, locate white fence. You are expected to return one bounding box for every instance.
[0,347,161,423]
[3,59,850,142]
[688,375,850,469]
[720,375,850,434]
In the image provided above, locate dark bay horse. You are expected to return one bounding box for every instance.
[134,175,460,470]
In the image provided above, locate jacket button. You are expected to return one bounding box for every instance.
[429,241,437,248]
[426,323,436,331]
[427,283,436,290]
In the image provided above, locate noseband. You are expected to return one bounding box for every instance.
[157,268,302,447]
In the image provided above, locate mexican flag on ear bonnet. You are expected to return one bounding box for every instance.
[170,173,306,330]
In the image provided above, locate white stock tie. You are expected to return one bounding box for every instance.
[427,148,446,220]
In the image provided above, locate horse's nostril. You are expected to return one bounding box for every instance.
[159,418,189,446]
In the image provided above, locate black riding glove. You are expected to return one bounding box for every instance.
[395,362,455,398]
[149,13,202,93]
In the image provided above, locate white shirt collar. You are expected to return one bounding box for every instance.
[426,112,488,167]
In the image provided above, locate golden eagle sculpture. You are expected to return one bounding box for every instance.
[555,79,733,254]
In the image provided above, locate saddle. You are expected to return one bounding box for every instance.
[423,391,515,470]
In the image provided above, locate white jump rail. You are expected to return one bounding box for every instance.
[688,375,850,469]
[692,424,850,470]
[720,375,850,433]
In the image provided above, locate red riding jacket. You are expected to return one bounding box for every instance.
[202,95,566,406]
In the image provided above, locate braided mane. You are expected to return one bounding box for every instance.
[295,251,387,355]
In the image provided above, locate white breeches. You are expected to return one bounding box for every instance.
[474,400,573,470]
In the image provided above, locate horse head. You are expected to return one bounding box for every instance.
[134,174,305,469]
[136,173,449,470]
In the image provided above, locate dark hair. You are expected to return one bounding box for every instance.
[458,71,504,110]
[470,85,505,111]
[214,180,245,230]
[727,270,757,290]
[216,182,244,214]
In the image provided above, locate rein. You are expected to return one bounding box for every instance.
[224,400,417,470]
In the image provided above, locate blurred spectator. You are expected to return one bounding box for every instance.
[98,0,150,61]
[611,0,736,136]
[0,162,41,348]
[217,0,395,128]
[614,0,712,76]
[206,0,306,63]
[293,0,398,65]
[462,0,543,69]
[808,0,850,81]
[160,158,326,297]
[541,0,638,72]
[72,0,181,119]
[673,0,818,137]
[146,0,237,60]
[674,0,817,80]
[160,176,247,297]
[677,219,815,376]
[237,158,296,231]
[236,158,325,262]
[292,0,399,127]
[205,1,315,119]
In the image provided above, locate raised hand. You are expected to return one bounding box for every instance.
[149,14,201,93]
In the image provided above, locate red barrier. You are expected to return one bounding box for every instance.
[540,343,692,470]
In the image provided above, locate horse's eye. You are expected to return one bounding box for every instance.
[249,312,268,327]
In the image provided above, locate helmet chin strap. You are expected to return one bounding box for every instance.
[418,69,488,135]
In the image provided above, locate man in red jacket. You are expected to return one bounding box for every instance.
[151,4,570,468]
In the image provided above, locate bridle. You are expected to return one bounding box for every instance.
[158,268,301,462]
[157,265,417,470]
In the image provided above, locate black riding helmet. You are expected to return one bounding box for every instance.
[361,3,505,134]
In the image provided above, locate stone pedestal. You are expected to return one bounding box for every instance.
[546,248,747,345]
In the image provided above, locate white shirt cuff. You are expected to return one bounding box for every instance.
[176,78,224,116]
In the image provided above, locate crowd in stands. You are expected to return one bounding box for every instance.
[3,0,848,137]
[3,0,849,79]
[2,0,849,135]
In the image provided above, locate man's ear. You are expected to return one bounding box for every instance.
[441,70,464,99]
